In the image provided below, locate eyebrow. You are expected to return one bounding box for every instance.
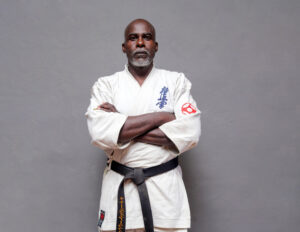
[127,32,153,37]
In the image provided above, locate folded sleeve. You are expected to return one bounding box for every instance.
[85,78,130,152]
[159,73,201,154]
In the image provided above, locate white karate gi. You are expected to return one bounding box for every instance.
[85,65,201,231]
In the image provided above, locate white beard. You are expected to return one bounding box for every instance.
[130,57,152,67]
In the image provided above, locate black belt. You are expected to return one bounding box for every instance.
[109,157,179,232]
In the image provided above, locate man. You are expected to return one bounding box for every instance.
[85,19,201,232]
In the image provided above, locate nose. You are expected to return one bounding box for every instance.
[137,37,145,47]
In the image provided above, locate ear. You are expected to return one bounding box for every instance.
[155,42,158,52]
[122,43,126,53]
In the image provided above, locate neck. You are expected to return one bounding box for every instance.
[128,62,153,81]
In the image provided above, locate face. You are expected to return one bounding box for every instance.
[122,21,158,68]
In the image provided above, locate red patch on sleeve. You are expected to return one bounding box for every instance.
[181,103,197,115]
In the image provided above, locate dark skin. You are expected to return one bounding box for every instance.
[99,19,177,150]
[122,19,158,86]
[99,102,176,148]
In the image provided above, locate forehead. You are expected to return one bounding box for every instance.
[125,21,154,36]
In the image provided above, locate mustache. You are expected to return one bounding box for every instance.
[132,50,150,56]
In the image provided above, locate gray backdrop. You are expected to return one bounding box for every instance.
[1,0,299,232]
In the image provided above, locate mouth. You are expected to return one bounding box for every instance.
[133,51,149,58]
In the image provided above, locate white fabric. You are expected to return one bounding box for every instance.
[85,65,201,230]
[101,228,187,232]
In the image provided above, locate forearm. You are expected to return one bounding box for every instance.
[134,128,177,149]
[96,102,176,144]
[117,112,175,144]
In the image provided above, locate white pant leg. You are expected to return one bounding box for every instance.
[154,228,188,232]
[101,229,187,232]
[100,229,144,232]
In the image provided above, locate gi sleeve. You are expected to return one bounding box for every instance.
[159,73,201,154]
[85,78,130,151]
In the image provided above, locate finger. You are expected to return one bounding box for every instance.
[99,103,118,112]
[100,105,111,109]
[101,103,115,109]
[100,102,109,107]
[100,103,113,108]
[100,108,113,112]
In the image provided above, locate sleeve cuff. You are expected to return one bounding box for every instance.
[110,113,131,149]
[88,112,131,150]
[159,122,183,154]
[159,115,200,154]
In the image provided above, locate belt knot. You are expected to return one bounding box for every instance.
[128,168,145,185]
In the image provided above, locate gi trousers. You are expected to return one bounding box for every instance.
[101,228,188,232]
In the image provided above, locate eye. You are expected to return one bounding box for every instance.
[143,34,152,40]
[128,35,137,41]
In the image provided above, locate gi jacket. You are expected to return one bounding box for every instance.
[85,65,201,230]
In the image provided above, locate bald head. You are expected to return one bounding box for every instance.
[122,19,158,69]
[124,19,156,42]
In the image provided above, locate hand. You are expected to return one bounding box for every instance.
[98,102,119,113]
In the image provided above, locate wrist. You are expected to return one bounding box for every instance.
[154,112,174,127]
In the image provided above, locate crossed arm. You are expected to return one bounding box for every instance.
[99,102,177,149]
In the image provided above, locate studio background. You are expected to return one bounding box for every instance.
[1,1,299,232]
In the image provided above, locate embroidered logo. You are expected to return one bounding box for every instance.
[156,86,169,109]
[181,103,197,115]
[97,210,105,228]
[117,196,125,231]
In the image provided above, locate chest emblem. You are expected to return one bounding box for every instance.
[156,86,169,109]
